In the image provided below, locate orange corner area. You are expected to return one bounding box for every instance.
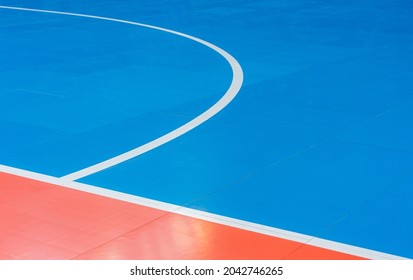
[0,172,364,260]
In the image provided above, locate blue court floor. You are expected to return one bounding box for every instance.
[1,0,412,258]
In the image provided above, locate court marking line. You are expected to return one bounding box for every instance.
[1,5,408,260]
[0,164,408,260]
[0,5,244,181]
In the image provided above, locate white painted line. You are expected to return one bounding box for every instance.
[0,5,244,181]
[0,164,408,260]
[1,5,408,260]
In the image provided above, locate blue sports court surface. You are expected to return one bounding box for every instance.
[0,0,412,259]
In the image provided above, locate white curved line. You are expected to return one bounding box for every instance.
[0,5,244,181]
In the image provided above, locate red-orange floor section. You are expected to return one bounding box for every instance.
[0,172,364,259]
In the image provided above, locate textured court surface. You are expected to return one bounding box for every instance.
[0,0,412,259]
[1,171,365,259]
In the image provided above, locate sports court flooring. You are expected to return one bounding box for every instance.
[0,0,412,259]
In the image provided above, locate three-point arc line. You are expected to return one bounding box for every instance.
[0,5,244,181]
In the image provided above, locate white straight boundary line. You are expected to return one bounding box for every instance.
[0,5,244,181]
[0,164,408,260]
[0,5,409,260]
